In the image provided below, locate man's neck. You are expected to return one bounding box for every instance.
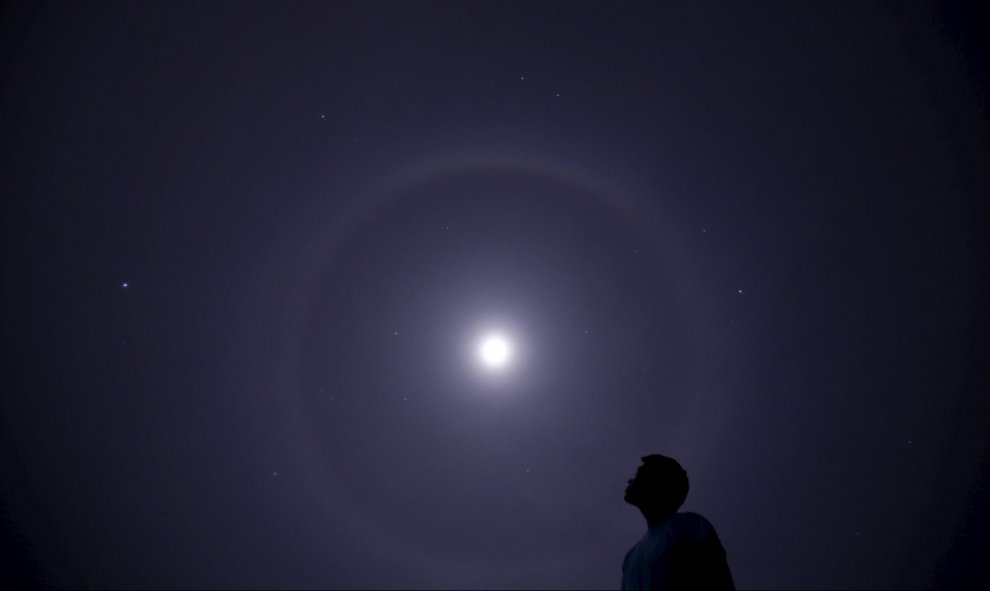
[642,509,675,529]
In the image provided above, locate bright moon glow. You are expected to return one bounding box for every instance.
[478,334,511,368]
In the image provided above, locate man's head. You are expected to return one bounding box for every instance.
[624,454,689,516]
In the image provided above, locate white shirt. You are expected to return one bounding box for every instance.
[621,512,731,591]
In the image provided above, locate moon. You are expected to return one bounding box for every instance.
[478,334,512,368]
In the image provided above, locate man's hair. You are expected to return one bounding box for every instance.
[639,454,689,512]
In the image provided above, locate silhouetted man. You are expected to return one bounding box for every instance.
[622,454,734,590]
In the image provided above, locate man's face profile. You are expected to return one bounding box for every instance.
[624,464,651,507]
[625,455,688,513]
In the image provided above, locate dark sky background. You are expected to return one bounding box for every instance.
[1,1,988,589]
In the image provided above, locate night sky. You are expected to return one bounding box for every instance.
[2,2,988,589]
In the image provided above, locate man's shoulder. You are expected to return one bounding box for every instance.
[673,511,713,526]
[672,512,718,541]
